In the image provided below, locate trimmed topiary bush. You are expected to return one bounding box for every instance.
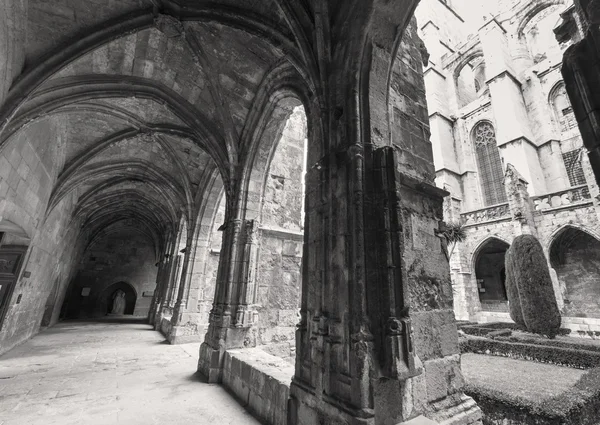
[510,234,561,338]
[504,245,525,328]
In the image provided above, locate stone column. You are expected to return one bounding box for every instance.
[286,7,482,425]
[157,253,181,326]
[555,0,600,185]
[154,257,174,328]
[169,238,194,343]
[233,219,260,327]
[562,25,600,184]
[148,261,166,325]
[152,236,178,329]
[198,217,260,381]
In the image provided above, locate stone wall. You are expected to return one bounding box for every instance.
[222,348,293,425]
[552,230,600,319]
[63,231,158,318]
[453,197,600,327]
[0,117,82,355]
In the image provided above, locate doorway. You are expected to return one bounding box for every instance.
[0,245,27,330]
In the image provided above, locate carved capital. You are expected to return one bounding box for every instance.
[234,305,256,328]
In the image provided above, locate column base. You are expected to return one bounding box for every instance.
[288,379,375,425]
[197,325,256,382]
[288,380,482,425]
[198,342,226,383]
[167,323,207,344]
[166,311,208,344]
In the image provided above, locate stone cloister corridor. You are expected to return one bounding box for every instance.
[2,0,600,424]
[0,319,260,425]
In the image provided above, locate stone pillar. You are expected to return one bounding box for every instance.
[561,0,600,187]
[169,237,194,343]
[233,219,260,327]
[170,217,220,344]
[504,164,537,237]
[478,19,547,196]
[198,217,260,382]
[166,254,183,310]
[153,255,174,329]
[287,8,481,425]
[148,262,166,325]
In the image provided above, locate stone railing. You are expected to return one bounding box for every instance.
[461,202,511,226]
[532,184,592,211]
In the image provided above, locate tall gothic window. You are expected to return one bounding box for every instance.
[562,149,586,187]
[473,122,507,206]
[550,83,586,187]
[551,83,577,134]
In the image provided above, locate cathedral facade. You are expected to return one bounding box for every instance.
[416,0,600,336]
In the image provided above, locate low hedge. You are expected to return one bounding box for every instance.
[465,367,600,425]
[461,336,600,369]
[458,322,570,337]
[499,334,600,354]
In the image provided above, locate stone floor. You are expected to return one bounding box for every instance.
[0,320,260,425]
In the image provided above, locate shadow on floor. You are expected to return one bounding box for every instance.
[65,316,148,324]
[187,371,209,383]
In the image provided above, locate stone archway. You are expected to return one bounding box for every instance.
[474,238,510,312]
[102,282,137,316]
[550,226,600,318]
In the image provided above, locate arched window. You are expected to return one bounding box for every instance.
[473,122,506,206]
[550,83,586,187]
[551,83,577,134]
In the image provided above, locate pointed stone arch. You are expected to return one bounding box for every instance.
[548,225,600,318]
[473,236,510,311]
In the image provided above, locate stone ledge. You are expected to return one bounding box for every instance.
[222,348,294,425]
[399,415,439,425]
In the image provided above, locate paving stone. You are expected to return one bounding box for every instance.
[0,320,260,425]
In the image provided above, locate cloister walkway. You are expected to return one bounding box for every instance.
[0,319,259,425]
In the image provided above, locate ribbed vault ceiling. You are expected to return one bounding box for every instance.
[1,0,411,257]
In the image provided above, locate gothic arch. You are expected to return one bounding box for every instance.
[453,50,486,108]
[548,224,600,264]
[472,237,511,308]
[548,224,600,318]
[471,121,507,206]
[516,0,568,38]
[471,235,511,272]
[102,281,137,315]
